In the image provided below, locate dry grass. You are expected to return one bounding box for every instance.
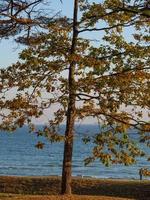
[0,194,134,200]
[0,176,150,200]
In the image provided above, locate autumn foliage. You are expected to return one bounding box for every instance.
[0,0,150,194]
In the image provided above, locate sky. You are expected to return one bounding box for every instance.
[0,0,103,68]
[0,0,75,68]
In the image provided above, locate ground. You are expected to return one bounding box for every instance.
[0,193,135,200]
[0,176,150,200]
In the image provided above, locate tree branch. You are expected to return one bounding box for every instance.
[79,16,140,33]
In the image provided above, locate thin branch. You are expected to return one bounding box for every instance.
[94,66,150,81]
[79,5,150,27]
[76,93,99,100]
[79,9,121,25]
[79,16,140,33]
[88,109,150,131]
[118,6,150,18]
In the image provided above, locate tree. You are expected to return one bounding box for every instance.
[0,0,57,41]
[0,0,150,195]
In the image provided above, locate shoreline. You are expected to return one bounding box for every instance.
[0,174,146,182]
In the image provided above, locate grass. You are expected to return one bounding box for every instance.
[0,176,150,200]
[0,193,134,200]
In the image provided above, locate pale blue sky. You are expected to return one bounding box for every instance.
[0,0,75,68]
[0,0,102,68]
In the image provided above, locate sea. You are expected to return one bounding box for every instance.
[0,124,149,180]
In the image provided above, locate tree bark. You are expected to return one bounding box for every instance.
[61,0,78,195]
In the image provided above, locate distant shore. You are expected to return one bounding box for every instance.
[0,175,150,199]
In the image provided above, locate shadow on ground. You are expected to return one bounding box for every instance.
[0,176,150,200]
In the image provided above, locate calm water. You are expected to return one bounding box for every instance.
[0,125,149,179]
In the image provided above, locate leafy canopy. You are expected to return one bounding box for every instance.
[0,0,150,166]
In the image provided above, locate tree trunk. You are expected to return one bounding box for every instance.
[61,0,78,195]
